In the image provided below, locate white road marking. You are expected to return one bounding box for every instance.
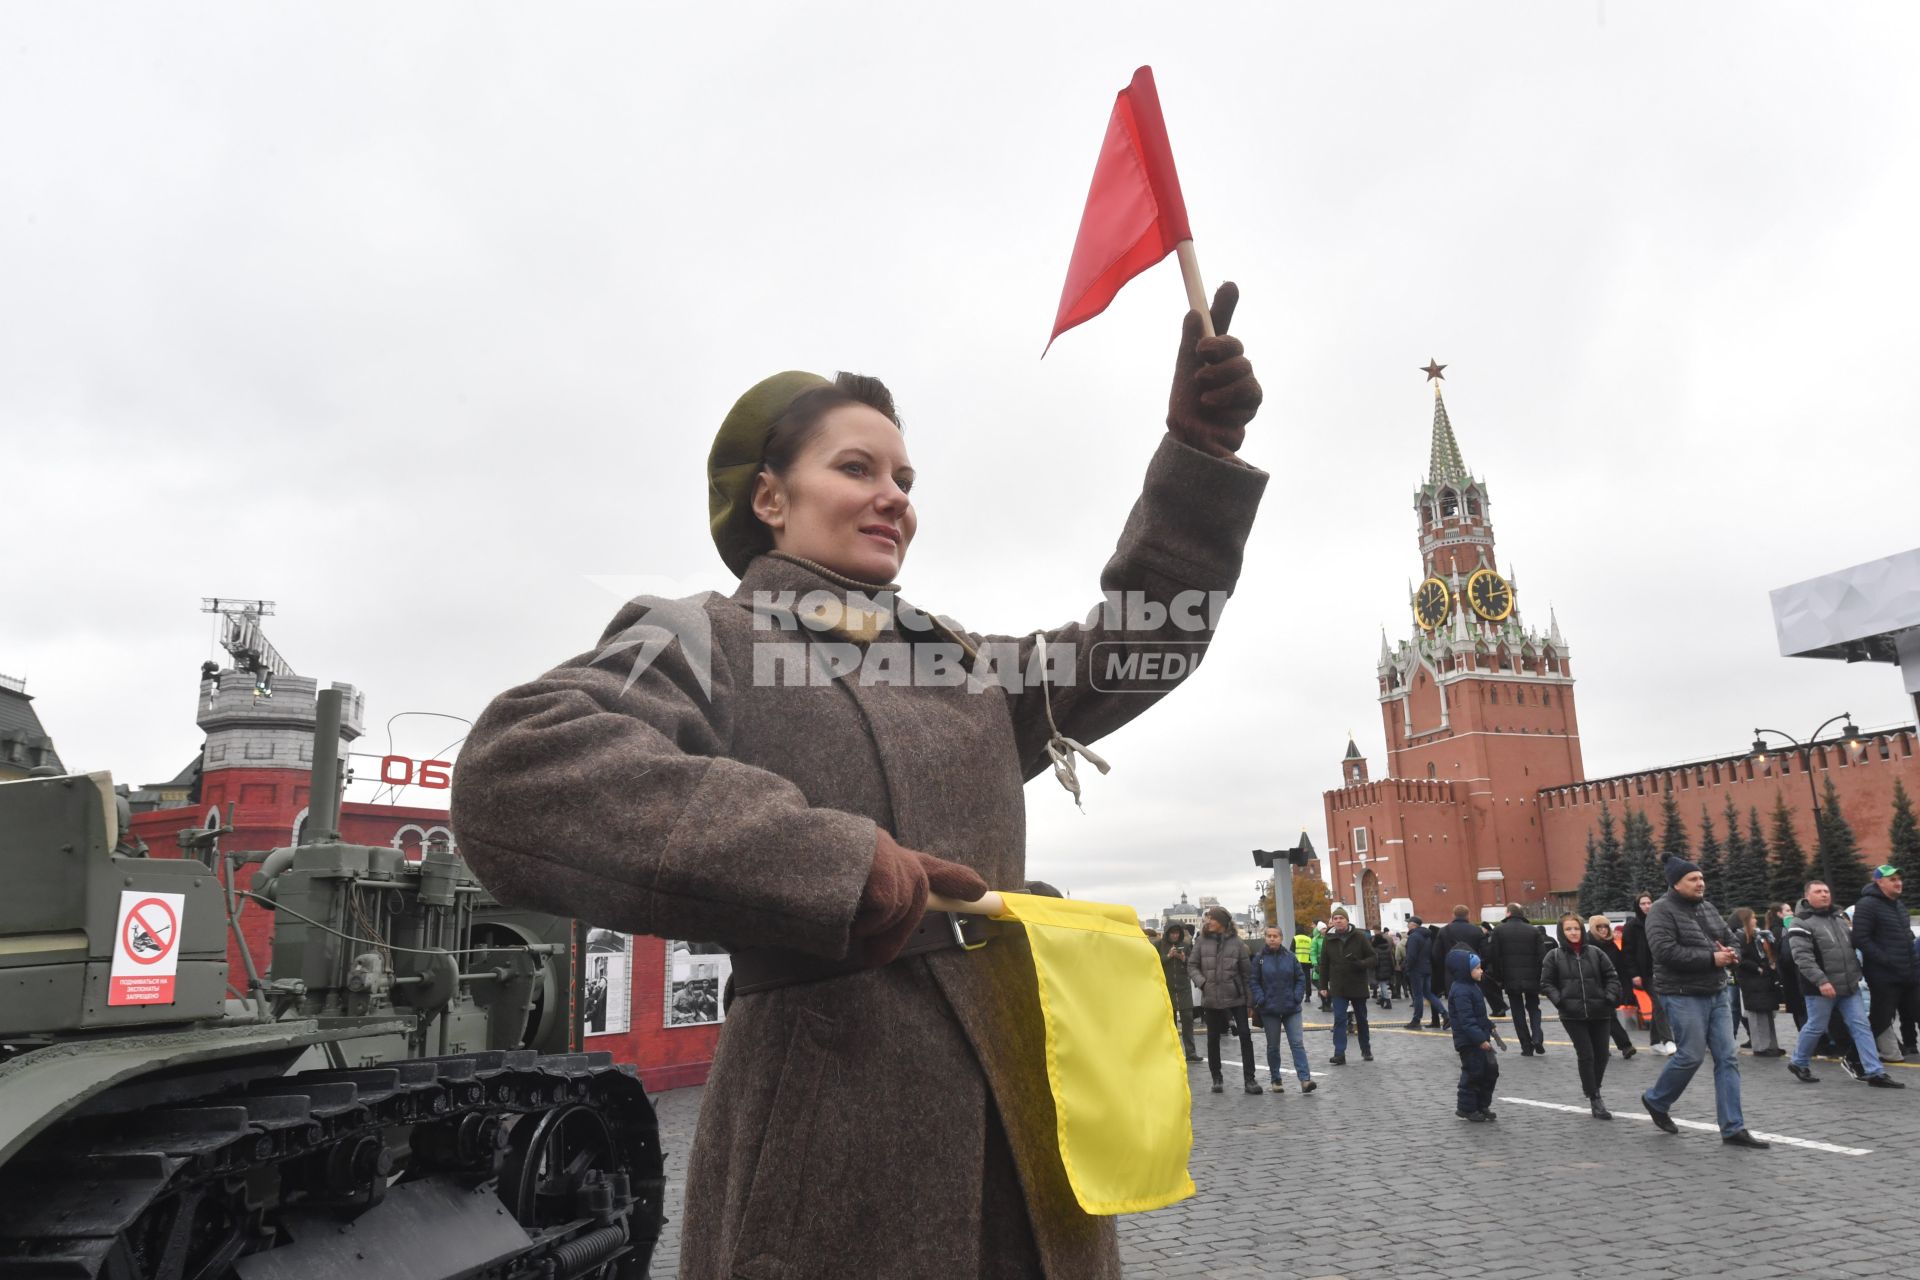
[1496,1096,1873,1155]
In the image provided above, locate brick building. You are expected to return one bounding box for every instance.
[1321,372,1920,929]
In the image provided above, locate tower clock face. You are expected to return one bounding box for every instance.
[1413,577,1450,630]
[1467,568,1514,621]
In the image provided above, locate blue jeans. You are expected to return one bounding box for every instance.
[1644,987,1744,1136]
[1261,1009,1312,1083]
[1410,971,1446,1019]
[1793,989,1884,1075]
[1332,996,1371,1056]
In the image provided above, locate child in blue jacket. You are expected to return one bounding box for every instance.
[1249,925,1316,1094]
[1448,948,1500,1121]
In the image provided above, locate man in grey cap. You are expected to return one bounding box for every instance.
[1788,878,1906,1089]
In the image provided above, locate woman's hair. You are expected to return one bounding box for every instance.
[1205,905,1235,934]
[760,372,901,480]
[1559,912,1584,941]
[1766,906,1786,934]
[1732,906,1756,939]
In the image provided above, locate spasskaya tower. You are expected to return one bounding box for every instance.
[1323,364,1583,926]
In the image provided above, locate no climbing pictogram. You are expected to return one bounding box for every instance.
[110,889,186,1006]
[122,897,177,964]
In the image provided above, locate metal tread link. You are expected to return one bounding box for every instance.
[0,1049,665,1280]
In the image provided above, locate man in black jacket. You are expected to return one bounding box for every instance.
[1318,908,1376,1064]
[1437,905,1483,960]
[1640,856,1769,1148]
[1852,866,1920,1058]
[1490,904,1549,1055]
[1403,917,1448,1029]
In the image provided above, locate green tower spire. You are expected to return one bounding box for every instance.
[1428,383,1468,487]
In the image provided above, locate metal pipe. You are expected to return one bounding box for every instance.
[306,687,345,845]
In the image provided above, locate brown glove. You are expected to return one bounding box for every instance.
[1166,281,1262,459]
[849,830,990,967]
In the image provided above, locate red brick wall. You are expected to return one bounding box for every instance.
[1538,730,1920,899]
[1366,660,1584,915]
[1324,779,1475,921]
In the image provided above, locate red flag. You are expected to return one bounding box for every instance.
[1048,66,1194,350]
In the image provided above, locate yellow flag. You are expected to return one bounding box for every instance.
[994,891,1195,1214]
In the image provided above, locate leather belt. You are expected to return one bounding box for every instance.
[729,911,1001,1000]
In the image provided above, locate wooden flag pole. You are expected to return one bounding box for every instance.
[929,891,1008,916]
[1175,240,1214,338]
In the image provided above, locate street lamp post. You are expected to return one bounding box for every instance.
[1751,713,1863,870]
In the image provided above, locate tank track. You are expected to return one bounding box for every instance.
[0,1048,665,1280]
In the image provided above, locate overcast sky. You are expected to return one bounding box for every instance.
[5,3,1917,925]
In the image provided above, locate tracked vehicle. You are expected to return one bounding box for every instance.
[0,690,665,1278]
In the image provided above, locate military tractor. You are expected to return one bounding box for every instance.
[0,690,665,1278]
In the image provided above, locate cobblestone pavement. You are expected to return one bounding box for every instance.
[642,1014,1920,1278]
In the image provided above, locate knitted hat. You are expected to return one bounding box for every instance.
[1664,854,1701,887]
[707,370,832,577]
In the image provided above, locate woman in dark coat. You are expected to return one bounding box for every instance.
[1540,913,1623,1118]
[1732,907,1784,1056]
[1619,891,1674,1052]
[1583,915,1637,1059]
[450,287,1267,1280]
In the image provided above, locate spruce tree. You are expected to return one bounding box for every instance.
[1892,778,1920,910]
[1577,832,1602,919]
[1696,806,1725,901]
[1740,807,1772,911]
[1722,796,1747,897]
[1594,803,1629,910]
[1623,806,1659,898]
[1817,776,1871,906]
[1659,788,1691,860]
[1766,793,1811,907]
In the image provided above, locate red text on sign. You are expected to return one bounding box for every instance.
[379,755,453,789]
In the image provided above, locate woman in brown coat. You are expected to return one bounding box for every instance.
[450,287,1266,1279]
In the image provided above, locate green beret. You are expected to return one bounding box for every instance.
[708,370,831,577]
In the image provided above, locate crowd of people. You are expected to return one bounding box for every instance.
[1150,859,1920,1147]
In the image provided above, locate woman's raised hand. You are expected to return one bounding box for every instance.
[1166,281,1262,459]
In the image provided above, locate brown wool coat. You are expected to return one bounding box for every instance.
[449,435,1266,1279]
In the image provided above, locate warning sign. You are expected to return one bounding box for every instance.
[109,890,185,1006]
